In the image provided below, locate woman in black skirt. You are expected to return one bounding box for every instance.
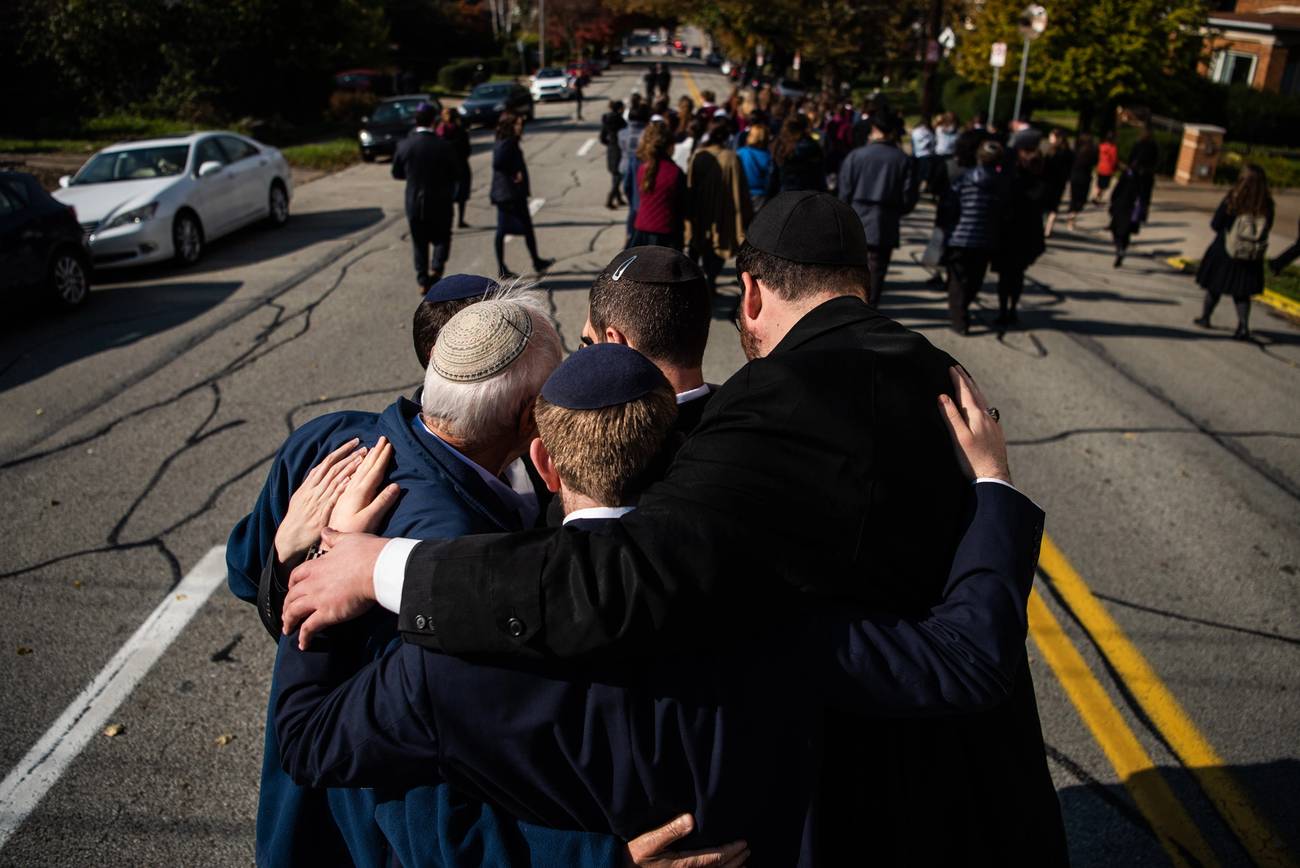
[1194,163,1274,340]
[490,112,554,279]
[1042,128,1073,237]
[437,107,472,228]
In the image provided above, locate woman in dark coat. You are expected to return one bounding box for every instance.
[490,112,554,279]
[767,115,827,195]
[1042,128,1073,236]
[599,100,627,210]
[992,142,1049,325]
[1108,168,1143,268]
[436,107,472,228]
[942,139,1007,335]
[1066,132,1096,231]
[1194,163,1274,340]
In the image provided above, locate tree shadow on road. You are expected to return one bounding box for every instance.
[0,280,243,393]
[92,207,387,282]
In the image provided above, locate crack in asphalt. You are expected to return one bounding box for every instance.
[0,243,402,585]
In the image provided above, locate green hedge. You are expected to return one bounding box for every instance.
[940,75,1032,126]
[1115,126,1181,176]
[1153,79,1300,147]
[436,57,510,93]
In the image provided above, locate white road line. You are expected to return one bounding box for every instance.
[576,138,596,157]
[0,546,228,850]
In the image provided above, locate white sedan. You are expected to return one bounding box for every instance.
[529,67,572,102]
[53,131,292,268]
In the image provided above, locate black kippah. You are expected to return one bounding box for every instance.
[541,344,668,410]
[423,273,496,304]
[598,246,707,285]
[744,191,871,266]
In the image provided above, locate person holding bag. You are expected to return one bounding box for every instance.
[1193,163,1273,341]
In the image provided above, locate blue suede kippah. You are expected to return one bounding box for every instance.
[423,273,496,305]
[541,344,668,410]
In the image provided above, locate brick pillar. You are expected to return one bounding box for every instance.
[1174,124,1226,186]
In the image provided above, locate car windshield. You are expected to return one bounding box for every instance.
[371,100,424,124]
[73,145,190,185]
[470,84,510,99]
[537,68,564,78]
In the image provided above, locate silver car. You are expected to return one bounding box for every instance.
[53,131,292,268]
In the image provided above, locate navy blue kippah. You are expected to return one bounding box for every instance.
[541,344,668,410]
[423,273,496,305]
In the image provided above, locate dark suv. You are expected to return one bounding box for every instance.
[459,82,534,128]
[359,94,443,162]
[0,170,91,309]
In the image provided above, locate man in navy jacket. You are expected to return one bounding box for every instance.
[274,345,1044,865]
[227,294,623,866]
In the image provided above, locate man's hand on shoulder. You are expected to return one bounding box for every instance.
[282,528,387,650]
[626,814,749,868]
[938,365,1011,484]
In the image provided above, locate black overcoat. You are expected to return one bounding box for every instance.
[397,296,1068,864]
[392,131,457,233]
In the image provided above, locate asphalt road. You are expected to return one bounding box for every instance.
[1,58,1297,867]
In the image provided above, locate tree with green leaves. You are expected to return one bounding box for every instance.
[951,0,1208,130]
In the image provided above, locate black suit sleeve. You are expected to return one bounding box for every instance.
[256,546,288,640]
[809,482,1043,716]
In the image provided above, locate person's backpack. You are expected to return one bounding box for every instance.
[1225,212,1267,260]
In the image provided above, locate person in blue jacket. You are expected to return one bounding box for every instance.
[273,345,1045,866]
[227,293,633,867]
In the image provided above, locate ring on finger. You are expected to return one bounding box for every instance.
[987,407,1000,423]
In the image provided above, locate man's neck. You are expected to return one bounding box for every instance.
[422,414,515,476]
[560,489,632,517]
[659,364,705,396]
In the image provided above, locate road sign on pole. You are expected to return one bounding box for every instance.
[990,42,1008,68]
[1013,4,1047,122]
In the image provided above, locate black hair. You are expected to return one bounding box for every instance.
[588,274,712,369]
[734,241,869,302]
[411,296,479,366]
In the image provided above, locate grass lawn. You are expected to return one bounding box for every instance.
[0,113,247,154]
[1034,109,1079,133]
[280,138,360,172]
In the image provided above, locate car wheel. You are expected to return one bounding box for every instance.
[48,247,90,309]
[361,150,375,163]
[268,181,290,227]
[173,211,204,266]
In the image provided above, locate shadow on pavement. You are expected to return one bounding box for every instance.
[0,280,243,392]
[1055,758,1300,868]
[93,207,387,283]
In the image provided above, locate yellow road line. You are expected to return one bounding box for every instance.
[1028,591,1220,867]
[680,68,703,104]
[1039,534,1297,867]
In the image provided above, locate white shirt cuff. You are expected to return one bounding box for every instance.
[373,537,419,614]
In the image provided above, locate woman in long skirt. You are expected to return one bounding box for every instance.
[490,113,554,279]
[1194,163,1274,340]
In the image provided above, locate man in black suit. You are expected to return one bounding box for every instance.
[580,246,715,436]
[392,103,458,292]
[286,192,1068,863]
[837,113,917,306]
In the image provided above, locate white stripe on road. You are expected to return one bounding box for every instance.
[576,138,596,157]
[0,546,228,850]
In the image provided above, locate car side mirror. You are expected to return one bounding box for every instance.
[198,160,224,178]
[58,175,72,188]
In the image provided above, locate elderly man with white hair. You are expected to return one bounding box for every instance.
[226,292,654,868]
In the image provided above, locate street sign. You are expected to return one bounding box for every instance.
[1019,4,1048,40]
[938,26,957,51]
[990,42,1008,68]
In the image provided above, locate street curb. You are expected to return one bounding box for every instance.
[1165,256,1300,323]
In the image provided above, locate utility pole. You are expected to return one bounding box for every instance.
[538,0,545,70]
[920,0,944,118]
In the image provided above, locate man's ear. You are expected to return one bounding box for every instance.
[529,438,562,493]
[517,397,537,441]
[604,325,630,346]
[740,272,763,321]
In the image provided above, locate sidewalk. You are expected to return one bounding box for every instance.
[1140,181,1298,262]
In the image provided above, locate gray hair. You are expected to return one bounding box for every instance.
[421,288,561,449]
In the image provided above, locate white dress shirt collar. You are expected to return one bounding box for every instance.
[563,505,636,524]
[675,383,711,405]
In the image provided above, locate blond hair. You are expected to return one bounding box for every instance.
[534,386,677,506]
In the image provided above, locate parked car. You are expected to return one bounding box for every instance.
[52,131,292,269]
[459,82,534,127]
[530,67,572,102]
[359,94,442,161]
[706,51,724,67]
[334,69,392,96]
[689,46,703,59]
[0,170,91,309]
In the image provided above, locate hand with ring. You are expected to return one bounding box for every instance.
[937,366,1012,484]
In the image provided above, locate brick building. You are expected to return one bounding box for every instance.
[1203,2,1300,94]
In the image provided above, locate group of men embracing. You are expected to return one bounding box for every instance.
[226,190,1069,867]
